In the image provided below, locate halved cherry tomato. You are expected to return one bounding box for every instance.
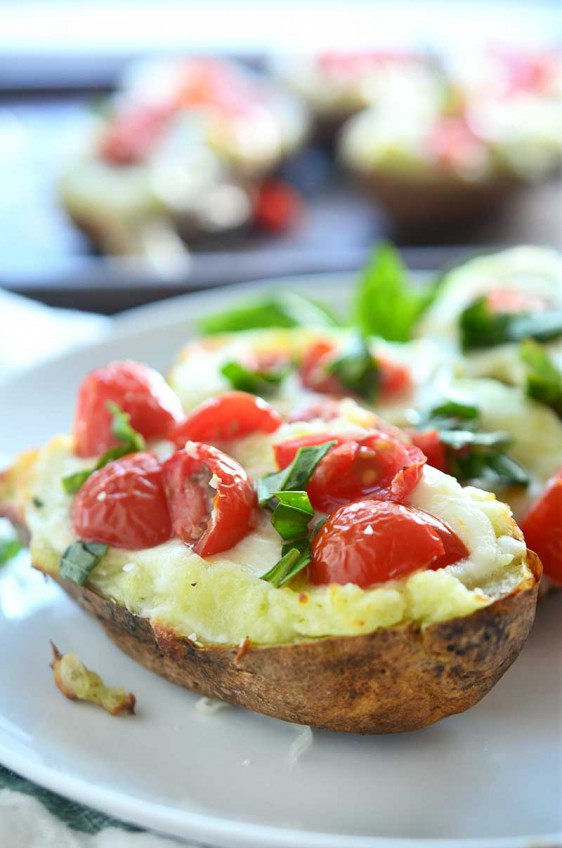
[73,361,184,458]
[73,361,183,457]
[310,500,469,587]
[520,468,562,585]
[299,340,342,395]
[162,442,256,556]
[274,430,426,513]
[485,289,550,315]
[72,452,172,550]
[409,429,449,474]
[299,340,412,399]
[273,432,345,470]
[169,391,282,447]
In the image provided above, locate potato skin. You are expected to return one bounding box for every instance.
[49,552,541,734]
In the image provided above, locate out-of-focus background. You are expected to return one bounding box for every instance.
[0,0,560,312]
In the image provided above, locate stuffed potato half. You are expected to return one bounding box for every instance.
[0,360,540,734]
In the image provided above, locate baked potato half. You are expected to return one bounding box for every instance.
[53,555,539,734]
[0,369,541,734]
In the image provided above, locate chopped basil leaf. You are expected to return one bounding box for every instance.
[448,449,529,489]
[62,404,146,495]
[0,537,22,566]
[325,334,379,400]
[520,339,562,417]
[259,445,335,588]
[198,291,340,334]
[257,441,336,507]
[261,540,312,588]
[107,402,145,450]
[460,296,562,350]
[220,360,289,396]
[428,399,479,423]
[59,541,108,585]
[419,399,529,489]
[32,496,44,508]
[270,490,315,542]
[354,242,436,342]
[438,429,512,451]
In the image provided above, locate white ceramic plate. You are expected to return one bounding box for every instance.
[0,275,561,848]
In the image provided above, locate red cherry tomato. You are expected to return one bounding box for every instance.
[520,468,562,584]
[72,452,172,550]
[273,430,426,513]
[169,391,282,447]
[253,179,302,233]
[299,340,412,400]
[73,361,184,458]
[310,500,469,588]
[378,356,413,396]
[162,442,257,557]
[299,340,347,395]
[273,432,345,470]
[409,429,449,474]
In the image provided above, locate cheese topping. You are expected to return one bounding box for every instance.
[25,400,528,648]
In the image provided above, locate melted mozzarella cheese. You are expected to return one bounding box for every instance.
[167,327,446,423]
[25,401,528,647]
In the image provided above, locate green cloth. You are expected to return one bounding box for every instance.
[0,763,137,835]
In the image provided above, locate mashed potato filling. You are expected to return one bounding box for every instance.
[25,426,529,647]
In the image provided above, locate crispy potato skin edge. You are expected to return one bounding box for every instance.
[42,552,541,734]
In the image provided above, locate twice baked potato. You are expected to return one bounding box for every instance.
[0,360,540,734]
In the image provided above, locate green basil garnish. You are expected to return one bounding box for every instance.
[460,296,562,351]
[260,541,312,588]
[0,537,22,566]
[62,403,145,495]
[220,360,289,396]
[354,242,437,342]
[199,291,340,335]
[257,441,336,507]
[59,541,108,585]
[270,491,315,542]
[419,400,529,489]
[520,339,562,417]
[325,334,379,400]
[259,441,336,587]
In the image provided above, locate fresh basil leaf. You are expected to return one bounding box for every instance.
[482,453,530,487]
[419,398,528,489]
[59,541,108,585]
[325,334,379,400]
[0,537,22,566]
[354,242,433,342]
[520,339,562,416]
[459,297,514,350]
[461,297,562,350]
[438,429,512,451]
[32,497,44,508]
[261,540,312,588]
[199,291,340,335]
[270,490,315,542]
[107,402,145,450]
[429,399,479,422]
[257,441,336,507]
[220,361,289,396]
[62,404,145,495]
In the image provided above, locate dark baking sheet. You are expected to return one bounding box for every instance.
[0,85,560,314]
